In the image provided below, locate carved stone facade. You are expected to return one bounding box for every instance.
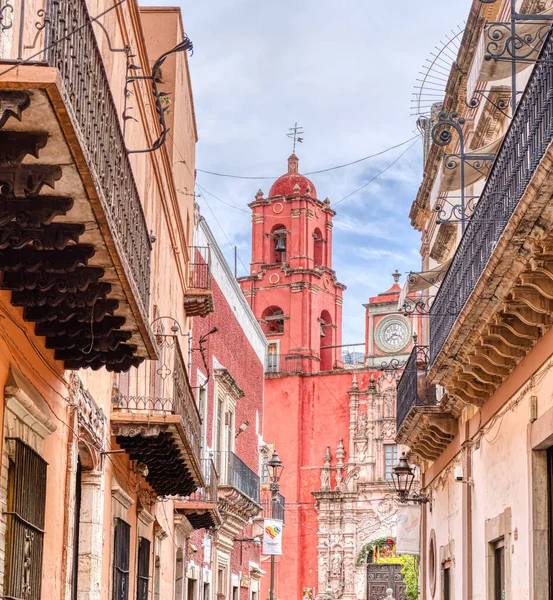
[314,373,400,600]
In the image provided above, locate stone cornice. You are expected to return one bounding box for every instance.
[214,367,245,401]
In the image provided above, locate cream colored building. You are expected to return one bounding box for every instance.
[398,1,553,599]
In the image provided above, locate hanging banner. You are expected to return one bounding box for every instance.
[396,505,421,555]
[263,518,284,555]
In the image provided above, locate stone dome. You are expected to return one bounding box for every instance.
[268,154,317,198]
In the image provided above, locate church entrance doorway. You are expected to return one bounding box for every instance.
[366,563,408,600]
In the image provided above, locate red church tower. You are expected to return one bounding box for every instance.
[240,154,345,374]
[239,156,419,600]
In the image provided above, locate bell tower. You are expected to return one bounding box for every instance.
[239,155,345,373]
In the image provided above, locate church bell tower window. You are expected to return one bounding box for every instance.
[271,225,287,264]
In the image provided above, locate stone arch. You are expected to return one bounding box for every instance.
[262,305,285,334]
[320,309,333,371]
[313,227,324,266]
[271,223,287,263]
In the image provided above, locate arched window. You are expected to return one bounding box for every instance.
[271,224,287,264]
[313,227,324,266]
[320,310,333,371]
[262,306,285,334]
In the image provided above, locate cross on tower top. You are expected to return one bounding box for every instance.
[287,122,304,154]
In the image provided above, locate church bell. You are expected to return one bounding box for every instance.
[275,236,286,252]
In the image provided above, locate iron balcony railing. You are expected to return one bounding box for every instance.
[215,451,260,504]
[396,345,437,432]
[184,458,219,504]
[114,336,201,462]
[430,28,553,364]
[265,353,303,374]
[261,489,285,523]
[0,0,151,313]
[189,246,212,290]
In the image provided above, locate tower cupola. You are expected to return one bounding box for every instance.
[268,154,317,198]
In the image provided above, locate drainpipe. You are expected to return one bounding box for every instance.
[461,427,473,600]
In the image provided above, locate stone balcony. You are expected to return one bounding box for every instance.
[428,30,553,413]
[0,0,156,371]
[175,458,221,530]
[112,335,203,497]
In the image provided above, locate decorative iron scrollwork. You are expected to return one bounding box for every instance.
[0,1,14,33]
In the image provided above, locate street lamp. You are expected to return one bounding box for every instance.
[267,450,284,600]
[392,452,429,504]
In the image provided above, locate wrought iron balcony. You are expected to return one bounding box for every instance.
[396,345,436,431]
[261,489,285,523]
[430,28,553,366]
[396,345,455,461]
[0,0,155,371]
[215,451,261,504]
[112,333,203,497]
[265,353,303,374]
[175,458,221,530]
[184,246,214,317]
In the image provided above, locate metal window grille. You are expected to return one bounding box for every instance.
[113,518,130,600]
[136,537,150,600]
[4,438,47,600]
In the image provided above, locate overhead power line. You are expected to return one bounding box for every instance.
[196,135,421,180]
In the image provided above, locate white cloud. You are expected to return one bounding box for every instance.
[140,0,472,342]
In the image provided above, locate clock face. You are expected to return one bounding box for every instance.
[376,317,410,353]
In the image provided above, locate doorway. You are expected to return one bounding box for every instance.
[365,563,408,600]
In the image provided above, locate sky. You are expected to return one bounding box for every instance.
[140,0,472,344]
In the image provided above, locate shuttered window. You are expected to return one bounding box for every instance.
[136,537,150,600]
[113,518,130,600]
[4,438,47,600]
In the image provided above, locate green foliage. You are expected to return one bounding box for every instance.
[356,537,396,566]
[399,555,419,600]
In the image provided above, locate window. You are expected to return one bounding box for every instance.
[494,540,505,600]
[136,537,151,600]
[4,439,47,600]
[261,453,270,484]
[154,555,161,600]
[266,342,279,373]
[232,586,239,600]
[384,445,398,479]
[443,561,451,600]
[113,518,131,600]
[203,582,210,600]
[198,381,208,457]
[313,228,324,266]
[175,547,184,600]
[217,568,225,599]
[216,398,223,474]
[71,458,83,600]
[188,578,197,600]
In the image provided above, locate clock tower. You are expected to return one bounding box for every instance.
[364,270,419,368]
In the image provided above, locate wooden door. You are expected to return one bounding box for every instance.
[366,564,409,600]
